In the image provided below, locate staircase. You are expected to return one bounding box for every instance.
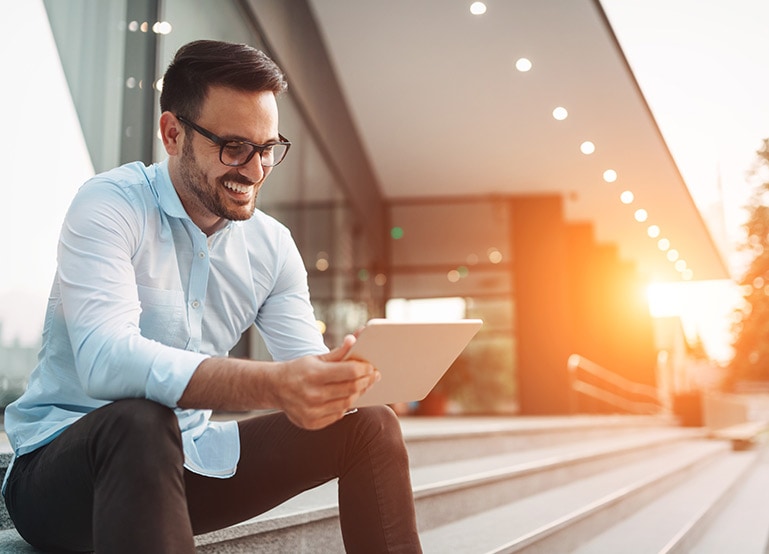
[1,414,767,553]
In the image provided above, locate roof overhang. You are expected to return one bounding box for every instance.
[305,0,728,282]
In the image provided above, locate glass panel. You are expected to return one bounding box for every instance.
[154,0,257,162]
[387,198,517,414]
[390,201,512,266]
[43,0,127,173]
[389,270,511,299]
[1,1,104,408]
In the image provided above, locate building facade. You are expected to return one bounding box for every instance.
[2,0,686,415]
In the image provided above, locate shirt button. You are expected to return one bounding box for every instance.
[198,251,206,259]
[191,300,200,309]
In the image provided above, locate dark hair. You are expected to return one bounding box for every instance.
[159,40,288,119]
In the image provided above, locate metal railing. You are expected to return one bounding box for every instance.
[567,354,661,415]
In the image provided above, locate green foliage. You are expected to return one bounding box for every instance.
[729,138,769,387]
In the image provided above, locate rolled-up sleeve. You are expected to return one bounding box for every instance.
[58,180,206,406]
[255,227,329,361]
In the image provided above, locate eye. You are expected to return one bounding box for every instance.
[222,141,250,156]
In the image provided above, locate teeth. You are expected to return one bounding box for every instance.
[224,181,250,194]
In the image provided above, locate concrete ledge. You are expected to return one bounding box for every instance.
[709,420,769,451]
[0,529,41,553]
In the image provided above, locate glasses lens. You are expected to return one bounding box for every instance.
[261,144,288,167]
[220,142,288,167]
[220,142,253,166]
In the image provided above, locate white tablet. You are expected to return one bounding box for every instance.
[346,318,483,408]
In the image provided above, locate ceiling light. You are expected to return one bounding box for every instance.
[634,209,648,222]
[470,2,487,15]
[647,224,660,238]
[552,107,568,120]
[666,249,679,261]
[152,21,173,35]
[603,169,617,183]
[580,141,595,154]
[657,238,670,251]
[515,58,532,72]
[675,259,687,272]
[620,191,634,204]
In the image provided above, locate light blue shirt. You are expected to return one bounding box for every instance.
[3,160,327,487]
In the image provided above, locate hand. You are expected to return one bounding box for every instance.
[273,335,380,430]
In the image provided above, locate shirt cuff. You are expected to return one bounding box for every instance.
[145,347,210,407]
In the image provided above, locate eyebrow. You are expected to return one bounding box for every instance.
[222,132,282,145]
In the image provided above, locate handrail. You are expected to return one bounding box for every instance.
[567,354,660,415]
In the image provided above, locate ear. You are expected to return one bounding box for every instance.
[159,111,183,156]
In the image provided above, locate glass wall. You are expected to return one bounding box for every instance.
[0,1,98,407]
[389,199,517,413]
[43,0,127,173]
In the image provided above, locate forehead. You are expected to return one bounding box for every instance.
[199,86,279,140]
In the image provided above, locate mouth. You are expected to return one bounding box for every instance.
[223,180,253,194]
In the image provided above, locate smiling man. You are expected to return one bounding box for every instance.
[2,40,422,553]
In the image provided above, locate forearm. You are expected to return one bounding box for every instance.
[177,338,381,430]
[177,357,281,412]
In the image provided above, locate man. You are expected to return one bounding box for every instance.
[3,40,422,553]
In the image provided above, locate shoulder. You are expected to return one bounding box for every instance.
[78,162,156,198]
[64,162,161,245]
[69,162,160,216]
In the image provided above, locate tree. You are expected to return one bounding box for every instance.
[728,138,769,388]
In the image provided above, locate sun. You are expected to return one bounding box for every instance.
[646,279,742,363]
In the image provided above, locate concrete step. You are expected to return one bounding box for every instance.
[418,439,730,553]
[571,447,759,554]
[0,416,718,553]
[401,414,680,467]
[687,443,769,553]
[192,423,705,552]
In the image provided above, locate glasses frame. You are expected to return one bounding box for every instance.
[176,115,291,168]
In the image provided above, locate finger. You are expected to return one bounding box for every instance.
[320,334,357,363]
[315,370,378,402]
[312,358,376,387]
[291,397,356,430]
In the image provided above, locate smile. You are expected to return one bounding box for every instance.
[224,181,252,194]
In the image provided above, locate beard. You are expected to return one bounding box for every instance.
[177,139,258,223]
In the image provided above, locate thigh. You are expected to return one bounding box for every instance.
[5,416,103,552]
[185,406,394,535]
[5,399,188,553]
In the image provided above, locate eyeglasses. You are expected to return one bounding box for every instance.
[176,115,291,168]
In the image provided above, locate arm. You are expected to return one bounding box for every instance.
[59,178,205,405]
[178,334,380,429]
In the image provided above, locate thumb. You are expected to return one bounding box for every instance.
[320,334,357,362]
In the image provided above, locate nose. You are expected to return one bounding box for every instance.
[237,154,269,183]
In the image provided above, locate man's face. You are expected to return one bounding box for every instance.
[171,86,280,234]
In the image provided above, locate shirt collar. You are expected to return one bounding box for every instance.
[153,159,240,234]
[154,159,190,220]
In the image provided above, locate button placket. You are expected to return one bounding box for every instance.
[186,234,210,352]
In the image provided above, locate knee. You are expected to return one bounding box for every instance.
[356,405,406,450]
[95,399,181,454]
